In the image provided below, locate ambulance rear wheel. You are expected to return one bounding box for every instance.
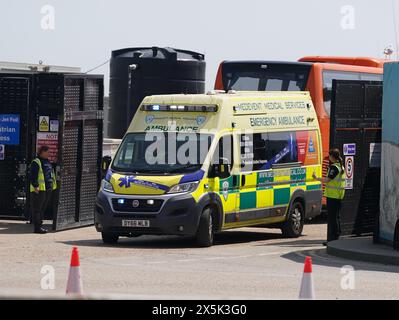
[196,208,214,247]
[102,232,119,244]
[281,201,304,238]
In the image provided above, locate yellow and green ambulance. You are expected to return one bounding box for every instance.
[95,91,323,246]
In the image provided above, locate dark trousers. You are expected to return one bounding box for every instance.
[31,190,52,231]
[327,197,342,242]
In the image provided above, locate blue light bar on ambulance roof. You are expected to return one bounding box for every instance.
[141,104,218,112]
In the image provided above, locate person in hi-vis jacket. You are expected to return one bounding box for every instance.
[29,145,57,234]
[313,148,346,246]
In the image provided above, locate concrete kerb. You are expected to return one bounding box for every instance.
[327,236,399,266]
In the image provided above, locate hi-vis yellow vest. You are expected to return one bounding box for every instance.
[324,163,345,200]
[30,158,57,192]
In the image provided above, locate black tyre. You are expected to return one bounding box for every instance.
[102,232,119,244]
[281,201,304,238]
[196,208,214,247]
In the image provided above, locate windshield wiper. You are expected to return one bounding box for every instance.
[135,169,177,175]
[113,165,201,175]
[167,164,201,173]
[112,169,141,175]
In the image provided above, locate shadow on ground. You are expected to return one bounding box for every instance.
[58,229,288,249]
[0,220,53,234]
[305,212,327,225]
[282,247,399,273]
[255,238,325,248]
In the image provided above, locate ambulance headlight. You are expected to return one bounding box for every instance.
[101,179,115,193]
[167,181,199,194]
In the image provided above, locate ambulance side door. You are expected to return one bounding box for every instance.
[235,132,273,222]
[207,134,237,224]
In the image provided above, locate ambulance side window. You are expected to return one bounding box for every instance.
[211,135,234,166]
[265,132,298,165]
[240,133,269,171]
[240,132,298,171]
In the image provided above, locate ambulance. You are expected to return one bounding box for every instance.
[95,91,323,246]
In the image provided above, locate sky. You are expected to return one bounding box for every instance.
[0,0,398,95]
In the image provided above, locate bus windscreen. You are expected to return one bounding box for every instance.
[221,62,312,92]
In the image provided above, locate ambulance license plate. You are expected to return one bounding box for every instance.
[122,219,150,228]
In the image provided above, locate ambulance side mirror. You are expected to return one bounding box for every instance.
[220,163,231,179]
[101,155,112,178]
[209,160,231,179]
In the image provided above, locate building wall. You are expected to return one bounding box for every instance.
[380,62,399,243]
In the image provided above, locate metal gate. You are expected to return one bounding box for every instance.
[0,76,32,218]
[53,75,103,230]
[0,73,103,231]
[330,80,382,236]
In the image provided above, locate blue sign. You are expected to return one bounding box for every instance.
[0,114,20,145]
[308,137,315,152]
[343,143,356,156]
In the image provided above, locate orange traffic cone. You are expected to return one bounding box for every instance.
[66,247,84,296]
[298,256,315,299]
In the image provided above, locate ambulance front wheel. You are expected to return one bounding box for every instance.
[196,207,214,247]
[281,201,304,238]
[102,232,119,244]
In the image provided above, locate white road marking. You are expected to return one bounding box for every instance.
[226,255,252,259]
[176,259,198,262]
[204,256,228,260]
[161,249,299,264]
[258,252,287,256]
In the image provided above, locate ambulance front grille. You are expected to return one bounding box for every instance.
[111,199,164,213]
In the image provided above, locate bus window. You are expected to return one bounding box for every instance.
[221,62,311,92]
[322,71,360,116]
[227,74,260,90]
[360,73,383,81]
[322,70,383,116]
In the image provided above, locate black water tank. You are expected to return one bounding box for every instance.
[108,47,206,138]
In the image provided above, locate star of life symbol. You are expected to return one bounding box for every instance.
[222,181,229,201]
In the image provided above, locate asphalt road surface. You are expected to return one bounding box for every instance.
[0,219,398,299]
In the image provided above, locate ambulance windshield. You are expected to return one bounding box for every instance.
[112,132,214,174]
